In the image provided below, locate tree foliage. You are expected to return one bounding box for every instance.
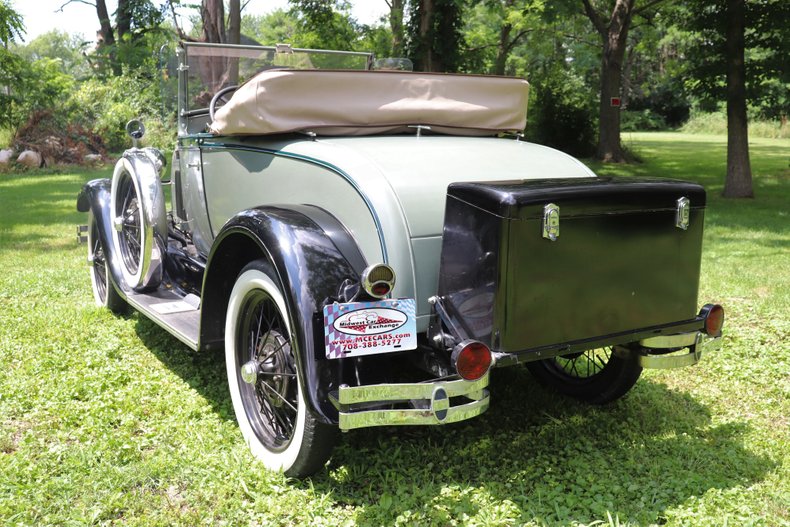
[3,0,786,187]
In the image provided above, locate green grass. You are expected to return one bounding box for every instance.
[1,132,788,526]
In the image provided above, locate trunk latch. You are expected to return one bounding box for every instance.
[542,203,560,241]
[676,197,690,230]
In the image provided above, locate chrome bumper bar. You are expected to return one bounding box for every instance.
[331,374,490,431]
[632,332,721,369]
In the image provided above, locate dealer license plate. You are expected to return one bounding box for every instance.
[323,298,417,359]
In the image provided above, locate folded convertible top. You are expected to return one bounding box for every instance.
[209,69,529,137]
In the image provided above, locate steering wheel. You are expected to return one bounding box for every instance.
[209,85,239,121]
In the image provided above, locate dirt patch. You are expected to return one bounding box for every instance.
[13,111,108,166]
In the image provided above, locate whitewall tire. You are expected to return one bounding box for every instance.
[225,260,336,477]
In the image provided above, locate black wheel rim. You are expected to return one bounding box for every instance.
[116,174,141,276]
[552,347,613,379]
[236,289,298,452]
[91,222,108,303]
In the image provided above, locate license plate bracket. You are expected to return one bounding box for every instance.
[323,298,417,359]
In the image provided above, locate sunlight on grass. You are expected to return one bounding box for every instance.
[0,135,788,525]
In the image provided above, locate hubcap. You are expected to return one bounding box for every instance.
[240,361,259,384]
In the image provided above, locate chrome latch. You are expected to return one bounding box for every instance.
[676,197,690,230]
[542,203,560,241]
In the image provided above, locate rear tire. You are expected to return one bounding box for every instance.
[225,260,336,477]
[87,212,128,315]
[526,346,642,404]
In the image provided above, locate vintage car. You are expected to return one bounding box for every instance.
[77,42,724,477]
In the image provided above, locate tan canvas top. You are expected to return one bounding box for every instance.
[209,69,529,136]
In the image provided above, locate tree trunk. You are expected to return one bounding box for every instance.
[583,0,635,162]
[416,0,444,72]
[227,0,241,84]
[200,0,227,91]
[95,0,115,47]
[494,23,513,76]
[388,0,405,56]
[201,0,225,43]
[116,0,131,41]
[723,0,753,198]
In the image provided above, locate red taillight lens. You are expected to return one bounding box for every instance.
[371,282,391,297]
[704,304,725,336]
[452,340,492,381]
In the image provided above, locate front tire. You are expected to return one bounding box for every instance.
[87,212,128,315]
[225,260,336,477]
[526,346,642,404]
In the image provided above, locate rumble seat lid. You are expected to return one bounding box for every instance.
[448,177,707,220]
[209,69,529,136]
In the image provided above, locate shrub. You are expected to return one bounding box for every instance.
[621,109,667,131]
[681,111,788,139]
[525,72,597,158]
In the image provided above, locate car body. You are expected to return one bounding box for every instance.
[77,42,724,477]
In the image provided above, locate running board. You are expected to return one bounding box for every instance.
[126,288,201,350]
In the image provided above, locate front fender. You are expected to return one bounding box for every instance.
[77,179,129,300]
[202,206,362,424]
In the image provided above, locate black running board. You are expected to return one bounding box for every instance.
[126,288,201,350]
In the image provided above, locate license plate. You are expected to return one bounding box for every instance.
[323,298,417,359]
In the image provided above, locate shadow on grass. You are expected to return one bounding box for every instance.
[319,367,774,524]
[133,316,236,423]
[132,317,775,524]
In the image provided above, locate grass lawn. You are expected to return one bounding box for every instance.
[0,132,787,526]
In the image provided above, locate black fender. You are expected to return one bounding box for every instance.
[201,205,367,424]
[77,179,129,300]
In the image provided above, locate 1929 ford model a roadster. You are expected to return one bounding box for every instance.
[77,42,724,477]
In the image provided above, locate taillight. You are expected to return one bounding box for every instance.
[452,340,492,381]
[703,304,725,337]
[361,264,395,299]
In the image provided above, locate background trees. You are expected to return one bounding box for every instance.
[1,0,786,195]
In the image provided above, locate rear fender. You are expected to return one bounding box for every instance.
[201,206,364,424]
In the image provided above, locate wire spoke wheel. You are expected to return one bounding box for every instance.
[237,289,299,452]
[87,212,127,314]
[90,221,108,304]
[225,261,337,477]
[554,347,613,378]
[526,345,643,404]
[116,175,142,276]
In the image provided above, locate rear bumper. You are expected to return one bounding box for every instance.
[632,331,722,369]
[330,374,489,431]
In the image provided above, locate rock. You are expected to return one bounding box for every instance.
[17,150,43,168]
[0,149,13,165]
[84,154,103,166]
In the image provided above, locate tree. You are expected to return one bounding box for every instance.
[406,0,464,72]
[1,0,25,129]
[682,0,788,197]
[61,0,165,74]
[722,0,752,197]
[385,0,405,56]
[0,0,23,45]
[581,0,668,162]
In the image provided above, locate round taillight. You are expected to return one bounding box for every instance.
[704,304,725,336]
[452,340,492,381]
[361,264,396,299]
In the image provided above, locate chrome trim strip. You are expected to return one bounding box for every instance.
[640,332,698,348]
[339,396,489,430]
[338,374,488,405]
